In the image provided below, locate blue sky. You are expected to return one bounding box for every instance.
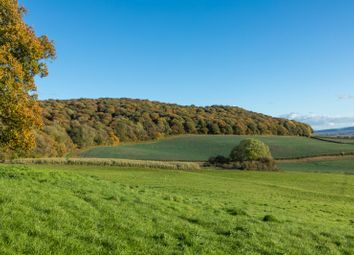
[21,0,354,129]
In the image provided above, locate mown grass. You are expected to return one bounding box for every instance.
[278,156,354,173]
[80,135,354,161]
[0,164,353,254]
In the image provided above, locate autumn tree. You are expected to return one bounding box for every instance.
[0,0,55,153]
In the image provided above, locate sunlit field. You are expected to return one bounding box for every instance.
[0,164,353,254]
[278,156,354,174]
[81,135,354,161]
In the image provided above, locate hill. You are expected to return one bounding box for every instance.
[31,98,312,157]
[315,126,354,136]
[0,164,352,254]
[278,156,354,173]
[80,135,354,161]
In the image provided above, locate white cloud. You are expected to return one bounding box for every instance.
[279,113,354,130]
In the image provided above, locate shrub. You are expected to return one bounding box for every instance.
[230,139,272,162]
[208,155,230,165]
[207,139,276,171]
[207,139,277,171]
[239,158,277,171]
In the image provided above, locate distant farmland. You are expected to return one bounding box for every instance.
[80,135,354,161]
[278,156,354,173]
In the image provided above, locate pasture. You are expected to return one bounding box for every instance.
[278,156,354,173]
[80,135,354,161]
[314,136,354,144]
[0,164,353,254]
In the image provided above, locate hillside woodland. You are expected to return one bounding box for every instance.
[32,98,312,157]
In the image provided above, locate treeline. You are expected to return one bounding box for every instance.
[31,98,312,157]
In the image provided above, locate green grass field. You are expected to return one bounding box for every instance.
[0,164,353,254]
[278,156,354,173]
[80,135,354,161]
[314,136,354,144]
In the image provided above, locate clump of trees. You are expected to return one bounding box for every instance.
[208,139,277,171]
[28,98,313,157]
[229,139,272,162]
[0,0,55,158]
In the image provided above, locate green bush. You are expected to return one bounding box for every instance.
[230,139,273,162]
[239,158,277,171]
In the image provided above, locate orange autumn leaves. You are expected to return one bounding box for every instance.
[0,0,55,153]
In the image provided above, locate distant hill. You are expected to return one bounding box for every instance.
[314,127,354,136]
[32,98,313,157]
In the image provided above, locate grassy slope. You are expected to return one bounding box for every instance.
[278,156,354,173]
[80,135,354,161]
[0,164,353,254]
[314,137,354,144]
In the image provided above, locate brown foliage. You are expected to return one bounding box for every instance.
[33,98,313,157]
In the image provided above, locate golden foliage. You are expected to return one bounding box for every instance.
[0,0,55,152]
[32,98,313,157]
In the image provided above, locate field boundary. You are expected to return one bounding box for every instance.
[8,158,201,170]
[274,151,354,160]
[310,136,354,145]
[276,154,354,163]
[80,151,354,162]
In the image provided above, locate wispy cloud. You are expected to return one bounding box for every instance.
[337,94,353,100]
[280,113,354,130]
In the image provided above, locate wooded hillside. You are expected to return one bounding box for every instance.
[32,98,312,157]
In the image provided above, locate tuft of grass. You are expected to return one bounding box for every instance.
[225,207,248,216]
[262,214,278,222]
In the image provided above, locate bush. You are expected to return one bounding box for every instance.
[230,139,272,162]
[239,158,277,171]
[207,139,276,171]
[206,139,276,171]
[208,155,230,165]
[207,157,277,171]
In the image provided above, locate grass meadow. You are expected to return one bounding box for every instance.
[0,164,353,254]
[278,156,354,173]
[314,137,354,144]
[80,135,354,161]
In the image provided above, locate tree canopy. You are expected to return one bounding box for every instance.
[32,98,313,157]
[230,139,273,162]
[0,0,55,153]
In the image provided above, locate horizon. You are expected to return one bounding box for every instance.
[21,0,354,129]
